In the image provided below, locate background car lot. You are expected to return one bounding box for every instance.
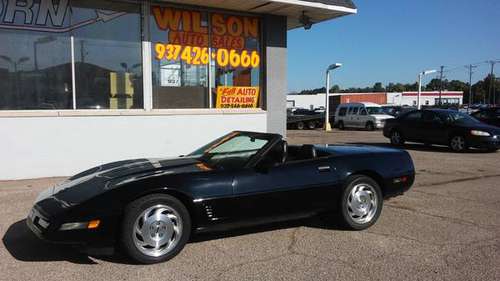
[1,129,499,281]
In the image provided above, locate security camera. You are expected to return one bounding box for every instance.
[299,11,313,30]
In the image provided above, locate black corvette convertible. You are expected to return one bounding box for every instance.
[27,131,415,264]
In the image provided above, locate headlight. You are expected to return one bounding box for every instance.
[470,130,491,137]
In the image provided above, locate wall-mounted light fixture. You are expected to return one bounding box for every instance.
[299,11,313,30]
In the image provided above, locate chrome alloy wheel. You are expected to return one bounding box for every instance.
[450,136,465,151]
[346,183,378,224]
[133,204,183,257]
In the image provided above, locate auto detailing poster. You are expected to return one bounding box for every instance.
[216,86,259,108]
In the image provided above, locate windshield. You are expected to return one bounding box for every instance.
[440,111,480,125]
[366,107,383,114]
[189,132,271,169]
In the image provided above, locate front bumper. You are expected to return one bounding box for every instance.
[467,135,500,149]
[26,205,117,247]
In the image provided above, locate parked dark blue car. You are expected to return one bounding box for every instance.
[384,109,500,152]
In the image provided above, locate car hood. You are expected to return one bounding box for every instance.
[35,157,208,212]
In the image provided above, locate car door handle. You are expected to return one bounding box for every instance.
[317,166,331,172]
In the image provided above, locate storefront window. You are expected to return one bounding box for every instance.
[0,0,142,110]
[151,6,209,108]
[210,13,261,109]
[151,5,262,109]
[0,0,72,110]
[1,1,262,111]
[72,0,143,109]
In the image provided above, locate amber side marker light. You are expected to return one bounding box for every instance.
[87,220,101,229]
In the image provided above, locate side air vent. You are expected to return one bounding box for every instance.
[204,205,216,220]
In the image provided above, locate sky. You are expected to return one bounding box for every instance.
[287,0,500,92]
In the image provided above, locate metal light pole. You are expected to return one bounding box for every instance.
[467,64,477,113]
[325,63,342,131]
[34,36,56,71]
[417,69,436,109]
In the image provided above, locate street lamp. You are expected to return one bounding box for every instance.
[417,69,436,109]
[0,56,30,72]
[325,63,342,131]
[34,36,56,70]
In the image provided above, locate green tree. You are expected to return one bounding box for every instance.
[404,82,419,91]
[387,83,406,92]
[329,84,341,93]
[425,78,445,91]
[373,82,385,92]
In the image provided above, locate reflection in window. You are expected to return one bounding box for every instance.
[150,6,262,109]
[0,0,143,110]
[72,0,143,109]
[210,13,261,108]
[151,6,209,108]
[0,0,72,110]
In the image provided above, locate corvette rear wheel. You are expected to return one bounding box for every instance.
[121,194,191,264]
[340,175,383,230]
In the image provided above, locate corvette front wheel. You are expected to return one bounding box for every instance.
[340,175,383,230]
[121,194,191,264]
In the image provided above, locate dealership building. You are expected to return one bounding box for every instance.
[0,0,357,179]
[287,91,464,110]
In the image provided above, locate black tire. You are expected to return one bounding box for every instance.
[340,175,383,230]
[449,135,467,152]
[121,194,191,264]
[307,121,316,130]
[338,121,345,130]
[365,122,375,131]
[296,121,305,130]
[486,148,498,153]
[390,130,405,146]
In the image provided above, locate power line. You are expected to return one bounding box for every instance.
[438,61,489,75]
[487,60,500,105]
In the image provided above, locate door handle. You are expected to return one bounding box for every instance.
[317,166,331,172]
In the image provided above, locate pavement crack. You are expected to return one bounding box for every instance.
[411,189,496,205]
[287,227,301,254]
[366,230,440,246]
[415,173,500,188]
[214,253,290,280]
[385,203,498,230]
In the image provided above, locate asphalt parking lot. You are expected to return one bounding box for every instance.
[1,129,499,281]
